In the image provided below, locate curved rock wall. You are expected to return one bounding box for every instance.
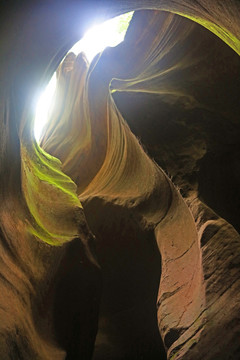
[0,1,240,359]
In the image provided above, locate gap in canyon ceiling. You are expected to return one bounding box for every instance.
[1,2,240,360]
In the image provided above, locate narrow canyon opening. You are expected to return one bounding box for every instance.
[1,2,240,360]
[34,8,240,360]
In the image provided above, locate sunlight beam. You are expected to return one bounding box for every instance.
[34,12,133,142]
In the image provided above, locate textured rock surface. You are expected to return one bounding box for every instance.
[0,1,240,359]
[112,11,240,358]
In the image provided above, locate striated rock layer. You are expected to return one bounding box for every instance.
[0,1,240,359]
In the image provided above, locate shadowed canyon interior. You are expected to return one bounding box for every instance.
[0,1,240,359]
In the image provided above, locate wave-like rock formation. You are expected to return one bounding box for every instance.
[0,1,239,359]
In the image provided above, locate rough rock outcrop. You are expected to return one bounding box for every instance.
[0,1,240,359]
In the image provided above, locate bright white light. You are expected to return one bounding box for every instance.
[34,12,133,142]
[34,74,57,142]
[70,16,126,62]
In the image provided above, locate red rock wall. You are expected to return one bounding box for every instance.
[0,1,240,359]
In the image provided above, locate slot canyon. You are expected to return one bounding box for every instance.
[0,1,240,359]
